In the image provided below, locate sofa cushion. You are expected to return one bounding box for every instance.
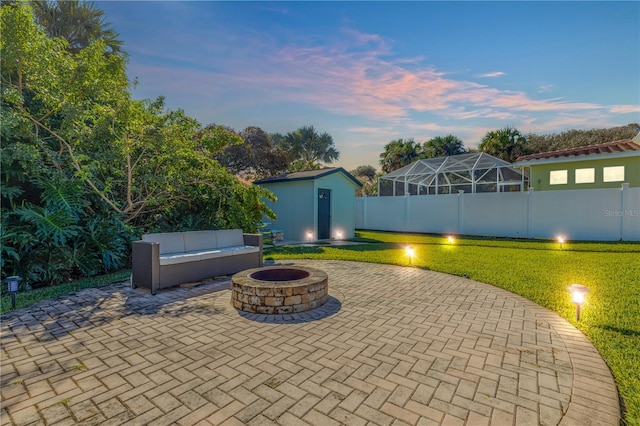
[216,229,245,248]
[143,232,185,255]
[159,251,201,266]
[184,230,218,252]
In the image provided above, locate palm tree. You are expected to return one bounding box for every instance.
[32,0,123,55]
[423,135,466,158]
[479,127,528,162]
[282,126,339,170]
[379,138,423,173]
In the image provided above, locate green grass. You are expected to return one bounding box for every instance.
[265,231,640,425]
[0,270,131,315]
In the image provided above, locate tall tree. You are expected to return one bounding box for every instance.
[379,138,423,173]
[32,0,123,55]
[350,165,379,196]
[214,126,288,178]
[478,127,528,162]
[1,3,274,286]
[526,123,640,154]
[279,126,340,171]
[423,135,466,158]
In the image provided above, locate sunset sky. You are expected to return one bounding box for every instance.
[97,1,640,170]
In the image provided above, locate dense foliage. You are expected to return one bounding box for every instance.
[1,2,275,288]
[271,125,340,171]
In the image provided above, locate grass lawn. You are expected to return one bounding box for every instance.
[265,230,640,425]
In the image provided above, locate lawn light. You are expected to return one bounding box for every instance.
[557,236,565,249]
[448,235,455,244]
[568,284,590,321]
[335,231,343,240]
[4,276,22,310]
[405,246,415,265]
[307,232,313,242]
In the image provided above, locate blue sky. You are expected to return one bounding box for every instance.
[97,1,639,170]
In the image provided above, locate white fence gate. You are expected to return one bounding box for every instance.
[355,184,640,241]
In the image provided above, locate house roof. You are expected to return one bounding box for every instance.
[253,167,363,187]
[515,139,640,164]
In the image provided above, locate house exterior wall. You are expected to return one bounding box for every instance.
[527,156,640,191]
[259,180,315,242]
[314,172,358,240]
[257,171,359,242]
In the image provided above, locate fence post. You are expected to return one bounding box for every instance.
[527,187,534,239]
[458,190,464,234]
[621,183,629,241]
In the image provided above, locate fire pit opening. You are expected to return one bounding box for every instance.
[232,266,328,315]
[249,268,310,282]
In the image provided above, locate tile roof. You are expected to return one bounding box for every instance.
[516,139,640,162]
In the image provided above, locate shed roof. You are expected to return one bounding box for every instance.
[515,139,640,164]
[253,167,362,187]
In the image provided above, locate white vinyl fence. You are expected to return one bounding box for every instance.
[355,184,640,241]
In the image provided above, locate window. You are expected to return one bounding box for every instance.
[550,170,568,185]
[603,166,625,182]
[575,168,595,184]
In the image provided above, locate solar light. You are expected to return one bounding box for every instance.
[557,236,565,249]
[448,236,455,244]
[568,284,589,321]
[4,276,22,310]
[307,232,313,242]
[405,246,414,265]
[335,231,343,240]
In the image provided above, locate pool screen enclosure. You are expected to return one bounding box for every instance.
[378,152,528,196]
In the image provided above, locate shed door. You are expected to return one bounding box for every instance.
[318,188,331,240]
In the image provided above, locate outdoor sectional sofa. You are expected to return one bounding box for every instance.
[131,229,263,295]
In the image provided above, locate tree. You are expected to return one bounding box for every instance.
[526,123,640,154]
[278,126,340,171]
[1,3,275,286]
[379,138,423,173]
[350,165,379,196]
[478,127,528,162]
[32,0,123,55]
[214,126,288,178]
[423,135,466,158]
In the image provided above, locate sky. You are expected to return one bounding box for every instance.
[97,1,640,171]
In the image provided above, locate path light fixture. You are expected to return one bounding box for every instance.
[405,246,415,265]
[4,276,22,310]
[448,236,455,244]
[557,236,565,249]
[568,284,590,321]
[306,232,313,242]
[335,231,343,240]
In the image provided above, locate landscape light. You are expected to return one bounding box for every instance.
[557,236,565,249]
[448,236,455,244]
[4,276,22,310]
[307,232,313,242]
[405,246,415,265]
[567,284,590,321]
[335,231,343,240]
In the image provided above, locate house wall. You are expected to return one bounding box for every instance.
[528,156,640,191]
[314,173,358,240]
[259,180,315,242]
[356,185,640,241]
[258,172,359,241]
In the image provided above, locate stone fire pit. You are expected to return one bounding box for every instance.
[231,266,328,314]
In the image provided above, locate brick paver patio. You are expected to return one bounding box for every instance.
[1,260,620,425]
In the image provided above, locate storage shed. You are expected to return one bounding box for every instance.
[254,168,362,242]
[514,139,640,191]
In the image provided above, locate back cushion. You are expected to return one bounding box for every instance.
[216,229,245,247]
[184,230,218,251]
[142,233,185,255]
